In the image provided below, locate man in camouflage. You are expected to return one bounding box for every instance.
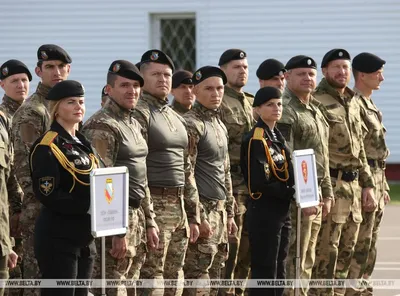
[0,111,19,296]
[0,59,31,296]
[276,55,333,296]
[311,49,376,296]
[11,44,71,296]
[171,70,195,115]
[83,60,159,296]
[346,53,390,296]
[134,49,200,296]
[183,66,237,296]
[256,58,286,91]
[218,49,253,296]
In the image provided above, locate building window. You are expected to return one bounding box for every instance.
[151,13,196,72]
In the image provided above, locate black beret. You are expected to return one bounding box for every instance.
[321,48,350,68]
[101,85,107,97]
[0,59,32,81]
[352,52,386,73]
[218,49,247,66]
[253,87,282,107]
[172,70,193,88]
[37,44,72,64]
[193,66,227,85]
[108,60,144,87]
[47,80,85,101]
[140,49,175,72]
[286,55,317,70]
[256,59,286,80]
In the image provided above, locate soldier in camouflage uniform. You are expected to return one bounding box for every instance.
[276,56,333,296]
[171,70,195,116]
[134,50,201,296]
[0,110,20,296]
[0,59,31,296]
[83,60,159,296]
[310,49,376,296]
[11,44,71,296]
[182,66,237,296]
[256,58,286,91]
[217,49,253,296]
[346,53,390,296]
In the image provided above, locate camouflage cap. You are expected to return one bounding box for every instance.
[193,66,227,85]
[172,70,193,88]
[0,59,32,81]
[256,59,286,80]
[253,86,282,107]
[108,60,144,86]
[285,55,317,70]
[140,49,175,72]
[218,49,247,66]
[47,80,84,101]
[321,48,350,68]
[37,44,72,64]
[352,52,386,73]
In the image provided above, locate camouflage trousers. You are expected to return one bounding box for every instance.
[183,199,229,296]
[21,221,40,296]
[310,177,362,296]
[219,190,247,296]
[4,238,23,296]
[233,211,250,296]
[284,203,322,296]
[91,207,147,296]
[138,190,189,296]
[346,168,386,296]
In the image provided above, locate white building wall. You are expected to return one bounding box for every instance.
[1,0,399,161]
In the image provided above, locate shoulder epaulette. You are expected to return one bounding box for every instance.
[39,131,58,146]
[252,127,264,140]
[244,91,254,98]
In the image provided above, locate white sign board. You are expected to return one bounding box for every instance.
[90,167,129,238]
[292,149,319,208]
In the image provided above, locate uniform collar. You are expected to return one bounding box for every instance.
[103,97,134,121]
[172,99,190,114]
[283,88,320,110]
[2,95,22,114]
[224,85,245,101]
[50,120,91,148]
[316,78,355,103]
[36,82,52,99]
[141,91,169,109]
[192,101,220,120]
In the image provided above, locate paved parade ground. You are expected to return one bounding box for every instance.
[369,204,400,296]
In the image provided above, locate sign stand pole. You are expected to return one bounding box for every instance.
[101,236,107,296]
[294,206,301,296]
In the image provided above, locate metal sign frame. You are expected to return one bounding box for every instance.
[90,166,129,238]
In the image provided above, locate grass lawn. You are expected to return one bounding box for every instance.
[388,183,400,204]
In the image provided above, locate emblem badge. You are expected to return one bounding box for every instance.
[264,163,270,177]
[301,160,308,184]
[39,177,54,196]
[278,70,283,76]
[239,52,245,58]
[338,51,343,57]
[81,156,90,165]
[1,67,8,77]
[150,51,159,61]
[105,178,114,204]
[74,159,82,165]
[307,59,312,66]
[41,51,48,60]
[113,63,120,73]
[195,71,202,80]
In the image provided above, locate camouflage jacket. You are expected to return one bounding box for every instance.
[0,95,22,122]
[0,111,21,255]
[184,102,235,220]
[220,86,255,192]
[11,82,51,225]
[82,98,157,229]
[278,88,333,199]
[133,91,201,225]
[171,99,190,116]
[313,78,374,188]
[354,88,390,192]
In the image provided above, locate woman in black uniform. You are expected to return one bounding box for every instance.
[240,87,295,296]
[29,80,101,296]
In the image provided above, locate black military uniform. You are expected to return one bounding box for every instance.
[240,87,294,296]
[29,80,101,296]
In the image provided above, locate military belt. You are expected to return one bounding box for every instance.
[330,168,358,182]
[367,159,386,169]
[149,186,184,197]
[200,197,225,212]
[230,163,241,174]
